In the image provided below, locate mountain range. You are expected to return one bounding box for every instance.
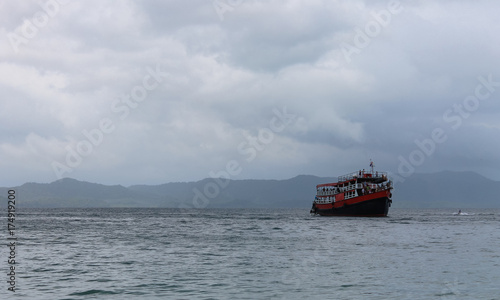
[0,171,498,208]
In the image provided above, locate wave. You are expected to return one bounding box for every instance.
[69,289,120,296]
[452,212,473,216]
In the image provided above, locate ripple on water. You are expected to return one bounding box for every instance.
[69,289,120,296]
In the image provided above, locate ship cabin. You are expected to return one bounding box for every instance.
[314,170,392,204]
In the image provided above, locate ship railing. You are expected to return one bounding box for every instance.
[338,172,359,182]
[360,183,393,194]
[314,198,334,204]
[372,171,388,180]
[316,191,340,196]
[328,182,391,194]
[339,171,389,182]
[317,188,343,196]
[345,190,357,199]
[339,183,362,192]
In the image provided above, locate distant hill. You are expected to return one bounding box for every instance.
[393,171,500,208]
[128,175,336,208]
[0,171,498,208]
[0,178,165,208]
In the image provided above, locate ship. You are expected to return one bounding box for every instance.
[310,164,393,217]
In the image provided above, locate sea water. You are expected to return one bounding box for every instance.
[5,208,500,299]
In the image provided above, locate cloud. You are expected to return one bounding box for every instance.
[0,0,499,186]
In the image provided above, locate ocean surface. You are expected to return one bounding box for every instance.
[5,208,500,299]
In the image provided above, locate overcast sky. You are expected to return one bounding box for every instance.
[1,0,499,186]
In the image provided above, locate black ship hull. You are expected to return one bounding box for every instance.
[311,196,391,217]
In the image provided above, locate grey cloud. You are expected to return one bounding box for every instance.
[1,0,499,186]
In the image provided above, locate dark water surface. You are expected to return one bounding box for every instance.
[5,208,500,299]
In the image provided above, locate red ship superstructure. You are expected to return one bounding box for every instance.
[310,165,393,217]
